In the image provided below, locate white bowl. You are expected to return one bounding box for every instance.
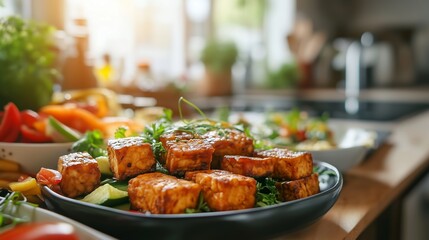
[1,197,115,239]
[308,128,388,172]
[309,145,369,172]
[0,142,73,174]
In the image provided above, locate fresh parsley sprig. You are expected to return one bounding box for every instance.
[255,178,281,207]
[71,130,107,158]
[140,108,173,173]
[185,193,210,213]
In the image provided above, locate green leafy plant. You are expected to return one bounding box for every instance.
[0,16,58,110]
[266,62,300,89]
[201,40,238,73]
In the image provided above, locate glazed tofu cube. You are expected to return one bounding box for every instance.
[185,170,257,211]
[276,173,320,201]
[58,152,101,198]
[160,130,197,147]
[254,148,313,180]
[107,137,156,181]
[159,131,197,164]
[220,155,275,178]
[165,139,214,175]
[128,172,201,214]
[201,129,254,169]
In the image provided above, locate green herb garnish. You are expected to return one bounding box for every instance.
[185,193,210,213]
[178,97,207,120]
[114,127,128,139]
[313,166,336,176]
[215,106,230,122]
[71,130,107,158]
[255,178,281,207]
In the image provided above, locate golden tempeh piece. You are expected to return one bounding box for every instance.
[254,148,313,180]
[220,155,275,178]
[128,172,201,214]
[165,139,214,175]
[159,130,198,164]
[201,129,254,169]
[185,170,257,211]
[275,173,320,201]
[107,137,156,181]
[160,130,198,147]
[58,152,101,198]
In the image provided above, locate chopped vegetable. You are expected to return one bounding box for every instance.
[0,102,22,142]
[45,116,81,143]
[36,168,62,186]
[20,125,52,143]
[96,156,113,176]
[0,222,79,240]
[9,177,41,196]
[20,110,39,128]
[100,178,128,191]
[19,109,52,143]
[81,184,128,207]
[39,105,107,135]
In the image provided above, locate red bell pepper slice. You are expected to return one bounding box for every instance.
[21,109,40,128]
[0,102,22,142]
[19,109,52,143]
[20,125,52,143]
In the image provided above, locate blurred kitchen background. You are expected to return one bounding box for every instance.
[2,0,429,116]
[2,0,429,111]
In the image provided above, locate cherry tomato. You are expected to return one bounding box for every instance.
[20,125,52,143]
[36,168,62,186]
[0,222,79,240]
[0,102,22,142]
[295,130,307,142]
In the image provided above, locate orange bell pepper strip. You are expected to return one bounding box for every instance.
[39,105,107,134]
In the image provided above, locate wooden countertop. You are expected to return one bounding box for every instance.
[276,110,429,239]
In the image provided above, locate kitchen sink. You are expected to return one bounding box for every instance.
[292,100,429,121]
[220,98,429,122]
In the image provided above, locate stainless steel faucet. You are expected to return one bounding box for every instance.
[344,32,374,115]
[344,41,362,115]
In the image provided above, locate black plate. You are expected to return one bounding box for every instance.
[42,161,342,240]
